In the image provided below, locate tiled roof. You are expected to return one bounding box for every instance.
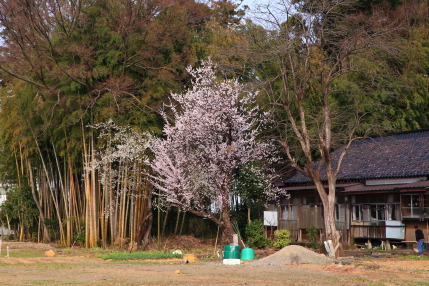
[285,129,429,184]
[340,180,429,193]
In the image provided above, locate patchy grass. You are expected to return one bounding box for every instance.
[61,247,118,258]
[1,249,45,258]
[397,280,429,286]
[106,260,183,265]
[188,248,213,253]
[402,255,429,260]
[99,251,182,260]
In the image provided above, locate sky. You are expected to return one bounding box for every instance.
[241,0,271,8]
[240,0,272,13]
[238,0,286,26]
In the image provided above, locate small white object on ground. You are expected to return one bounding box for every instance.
[223,259,240,265]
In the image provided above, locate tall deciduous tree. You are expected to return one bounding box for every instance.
[149,61,278,243]
[248,0,416,255]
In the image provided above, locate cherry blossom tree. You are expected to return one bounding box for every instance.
[149,61,278,243]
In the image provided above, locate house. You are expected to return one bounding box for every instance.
[264,129,429,248]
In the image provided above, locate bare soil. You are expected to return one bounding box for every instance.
[0,241,429,286]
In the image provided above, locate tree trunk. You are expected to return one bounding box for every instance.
[247,207,251,224]
[220,204,244,248]
[179,211,186,235]
[313,176,341,256]
[27,160,50,242]
[161,207,170,237]
[174,208,181,235]
[134,211,153,251]
[323,201,341,256]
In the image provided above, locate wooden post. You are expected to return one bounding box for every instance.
[233,234,238,245]
[385,240,391,251]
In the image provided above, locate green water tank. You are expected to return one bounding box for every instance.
[241,248,254,261]
[224,244,240,259]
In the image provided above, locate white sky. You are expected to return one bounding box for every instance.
[239,0,285,26]
[241,0,271,9]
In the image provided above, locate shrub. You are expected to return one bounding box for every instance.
[245,219,269,249]
[272,229,291,249]
[75,231,86,245]
[306,226,319,249]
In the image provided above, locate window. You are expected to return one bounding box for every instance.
[280,195,319,221]
[423,195,429,219]
[387,204,400,220]
[281,205,298,220]
[402,194,422,218]
[352,205,362,221]
[370,204,385,220]
[401,194,429,219]
[335,204,348,222]
[352,203,400,222]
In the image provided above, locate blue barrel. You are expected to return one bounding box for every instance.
[241,248,254,261]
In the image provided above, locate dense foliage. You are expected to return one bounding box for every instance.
[245,219,270,249]
[0,185,39,240]
[306,227,320,249]
[0,0,427,249]
[272,230,292,249]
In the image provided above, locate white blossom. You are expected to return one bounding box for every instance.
[89,121,151,201]
[149,60,280,221]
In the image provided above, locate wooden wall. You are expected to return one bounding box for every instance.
[405,222,429,241]
[298,207,324,229]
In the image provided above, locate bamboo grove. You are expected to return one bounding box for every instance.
[0,0,228,248]
[0,0,428,249]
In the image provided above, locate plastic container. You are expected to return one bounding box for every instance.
[240,248,254,261]
[224,244,240,259]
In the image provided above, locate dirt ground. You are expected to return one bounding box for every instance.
[1,242,429,286]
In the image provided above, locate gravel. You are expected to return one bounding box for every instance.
[250,245,333,266]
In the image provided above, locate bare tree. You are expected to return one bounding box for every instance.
[248,0,407,255]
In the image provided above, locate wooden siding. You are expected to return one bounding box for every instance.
[351,225,386,239]
[298,207,324,229]
[335,221,348,230]
[279,206,324,243]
